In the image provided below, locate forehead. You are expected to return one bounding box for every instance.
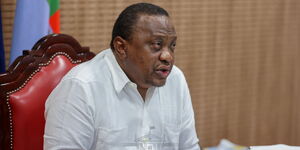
[133,14,176,37]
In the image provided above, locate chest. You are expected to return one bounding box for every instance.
[91,87,182,149]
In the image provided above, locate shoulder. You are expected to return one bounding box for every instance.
[166,65,187,85]
[161,65,189,97]
[46,50,113,111]
[62,49,112,84]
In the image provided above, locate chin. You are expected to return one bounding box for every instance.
[152,79,167,87]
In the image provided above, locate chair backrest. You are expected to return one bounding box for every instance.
[0,34,95,150]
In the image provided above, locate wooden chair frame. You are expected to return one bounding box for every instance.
[0,34,95,150]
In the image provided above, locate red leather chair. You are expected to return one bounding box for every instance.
[0,34,95,150]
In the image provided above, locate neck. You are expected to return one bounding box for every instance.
[137,86,148,101]
[113,52,149,101]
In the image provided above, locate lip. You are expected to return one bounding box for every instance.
[155,66,171,79]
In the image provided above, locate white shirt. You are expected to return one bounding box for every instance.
[44,49,200,150]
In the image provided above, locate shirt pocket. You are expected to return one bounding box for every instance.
[163,123,180,150]
[96,126,132,150]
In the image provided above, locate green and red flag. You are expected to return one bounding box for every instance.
[48,0,60,33]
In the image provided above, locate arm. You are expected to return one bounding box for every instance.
[44,79,95,150]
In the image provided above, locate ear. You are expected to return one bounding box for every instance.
[113,36,128,60]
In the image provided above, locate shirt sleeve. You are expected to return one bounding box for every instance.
[44,78,95,150]
[178,73,201,150]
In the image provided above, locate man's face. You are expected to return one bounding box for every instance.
[124,14,177,89]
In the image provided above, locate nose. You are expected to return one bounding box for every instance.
[159,48,173,65]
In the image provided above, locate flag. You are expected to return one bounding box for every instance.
[49,0,60,33]
[9,0,60,64]
[0,10,6,73]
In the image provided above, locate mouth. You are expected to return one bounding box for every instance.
[155,67,171,79]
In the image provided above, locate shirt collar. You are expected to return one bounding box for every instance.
[105,49,131,93]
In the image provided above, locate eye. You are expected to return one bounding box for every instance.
[151,41,163,51]
[170,42,176,52]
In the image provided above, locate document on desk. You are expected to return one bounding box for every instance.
[250,144,300,150]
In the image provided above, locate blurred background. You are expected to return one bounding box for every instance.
[1,0,300,147]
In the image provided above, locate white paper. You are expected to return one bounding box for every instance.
[250,144,300,150]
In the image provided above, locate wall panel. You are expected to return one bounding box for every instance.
[1,0,300,147]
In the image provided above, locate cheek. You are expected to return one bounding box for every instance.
[138,56,156,72]
[138,56,145,64]
[138,57,150,71]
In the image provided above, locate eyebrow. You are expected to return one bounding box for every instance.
[151,33,177,39]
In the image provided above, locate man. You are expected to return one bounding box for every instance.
[44,3,201,150]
